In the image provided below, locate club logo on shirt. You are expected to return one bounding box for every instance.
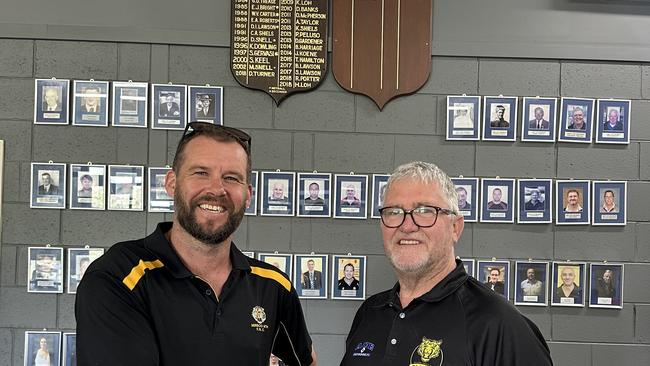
[352,342,375,357]
[409,337,443,366]
[250,305,269,332]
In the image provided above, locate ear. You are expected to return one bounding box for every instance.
[164,169,176,198]
[245,183,253,209]
[451,214,465,244]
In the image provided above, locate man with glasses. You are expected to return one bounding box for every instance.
[76,122,316,365]
[340,161,551,366]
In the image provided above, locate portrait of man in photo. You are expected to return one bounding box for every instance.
[487,187,508,210]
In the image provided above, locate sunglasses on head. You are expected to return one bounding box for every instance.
[181,122,251,151]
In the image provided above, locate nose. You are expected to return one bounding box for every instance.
[207,177,227,196]
[399,212,419,233]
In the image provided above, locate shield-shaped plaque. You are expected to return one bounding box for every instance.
[230,0,329,105]
[332,0,432,109]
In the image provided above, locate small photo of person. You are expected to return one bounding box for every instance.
[334,174,368,219]
[70,164,106,210]
[477,261,510,299]
[31,163,66,209]
[294,254,328,299]
[452,103,475,129]
[152,84,187,130]
[592,181,626,226]
[370,174,389,219]
[486,186,508,211]
[24,331,62,366]
[558,97,594,143]
[340,182,362,207]
[596,99,631,144]
[490,104,510,128]
[589,263,624,309]
[556,180,590,225]
[35,78,69,124]
[112,82,148,127]
[63,333,76,366]
[158,91,181,117]
[245,171,259,216]
[551,262,585,307]
[451,177,478,222]
[518,179,552,224]
[482,96,518,140]
[297,173,331,217]
[599,188,619,213]
[67,248,105,294]
[42,86,63,112]
[28,247,64,293]
[332,255,366,300]
[514,261,548,306]
[189,86,223,125]
[108,165,145,211]
[481,179,515,223]
[73,80,109,126]
[148,167,174,213]
[446,95,480,140]
[261,171,295,216]
[521,97,557,142]
[566,105,587,131]
[528,105,550,130]
[259,253,293,279]
[195,93,216,118]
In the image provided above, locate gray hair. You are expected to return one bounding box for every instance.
[381,161,459,213]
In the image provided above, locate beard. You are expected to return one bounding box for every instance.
[174,189,245,246]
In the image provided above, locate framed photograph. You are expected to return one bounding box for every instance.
[151,83,187,130]
[258,252,293,279]
[72,80,109,127]
[370,174,389,219]
[245,170,259,216]
[112,81,148,128]
[551,261,586,307]
[477,260,510,300]
[595,99,631,144]
[147,167,174,213]
[592,180,626,226]
[188,85,223,125]
[460,258,475,278]
[451,177,479,223]
[521,97,557,142]
[67,247,105,294]
[242,251,255,258]
[30,162,66,209]
[482,96,517,141]
[514,261,549,306]
[24,331,61,366]
[62,333,76,366]
[331,255,366,300]
[333,174,368,219]
[34,78,70,125]
[108,165,144,211]
[69,163,106,210]
[297,172,331,217]
[589,263,624,309]
[480,178,515,223]
[517,179,552,224]
[260,171,296,216]
[558,97,595,143]
[28,246,64,293]
[555,180,590,225]
[446,95,481,140]
[294,254,328,299]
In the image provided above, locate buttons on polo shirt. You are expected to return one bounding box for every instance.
[205,289,212,296]
[390,338,397,345]
[399,312,405,319]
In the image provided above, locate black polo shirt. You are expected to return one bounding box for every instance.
[340,260,552,366]
[75,222,313,366]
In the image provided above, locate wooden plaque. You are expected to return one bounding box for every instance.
[332,0,432,109]
[231,0,329,105]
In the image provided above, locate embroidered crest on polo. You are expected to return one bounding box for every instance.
[352,341,375,357]
[409,337,444,366]
[250,306,268,332]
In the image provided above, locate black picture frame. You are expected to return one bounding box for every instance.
[297,172,331,217]
[147,167,174,213]
[69,163,106,210]
[480,178,515,223]
[558,97,595,143]
[112,81,148,128]
[188,85,223,125]
[260,171,296,217]
[333,174,368,219]
[151,83,187,130]
[551,261,586,307]
[30,162,66,209]
[482,96,517,141]
[34,78,70,125]
[451,177,479,223]
[555,180,590,225]
[72,80,109,127]
[446,95,481,140]
[294,254,328,299]
[521,97,557,142]
[517,179,552,224]
[595,99,631,145]
[514,261,549,306]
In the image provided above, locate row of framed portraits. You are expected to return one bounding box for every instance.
[27,246,104,294]
[34,78,223,128]
[463,259,624,309]
[23,331,75,366]
[246,252,367,300]
[446,95,631,144]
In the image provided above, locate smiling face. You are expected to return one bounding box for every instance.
[526,268,536,281]
[561,267,575,286]
[534,107,544,120]
[272,182,284,199]
[81,177,92,190]
[491,188,502,203]
[530,190,539,203]
[604,191,614,206]
[567,190,579,206]
[344,264,354,279]
[572,108,585,127]
[307,260,315,272]
[489,269,500,284]
[608,109,619,124]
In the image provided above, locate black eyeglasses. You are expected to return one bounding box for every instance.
[378,206,456,228]
[182,122,251,152]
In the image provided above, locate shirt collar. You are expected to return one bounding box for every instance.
[387,259,469,306]
[143,222,250,279]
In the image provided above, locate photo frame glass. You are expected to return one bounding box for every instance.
[589,263,623,309]
[72,80,109,126]
[555,180,590,225]
[30,162,66,209]
[108,165,144,211]
[558,97,595,143]
[551,262,586,307]
[446,95,480,140]
[477,260,510,299]
[245,171,259,216]
[24,331,61,366]
[188,85,223,125]
[70,164,106,210]
[333,174,368,219]
[67,247,105,294]
[592,181,626,226]
[112,81,148,127]
[148,167,174,213]
[294,254,328,299]
[258,253,293,279]
[152,84,187,130]
[482,96,517,141]
[62,333,76,366]
[34,79,70,125]
[297,173,331,217]
[331,255,366,300]
[452,177,479,222]
[595,99,631,144]
[480,178,515,223]
[461,258,475,278]
[28,247,64,293]
[514,261,549,306]
[370,174,389,219]
[517,179,552,223]
[521,97,557,142]
[260,171,296,216]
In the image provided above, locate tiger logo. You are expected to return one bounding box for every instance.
[409,337,443,366]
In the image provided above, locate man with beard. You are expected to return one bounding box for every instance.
[340,161,551,366]
[75,122,316,365]
[594,269,616,299]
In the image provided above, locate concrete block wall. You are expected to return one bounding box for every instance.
[0,38,649,365]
